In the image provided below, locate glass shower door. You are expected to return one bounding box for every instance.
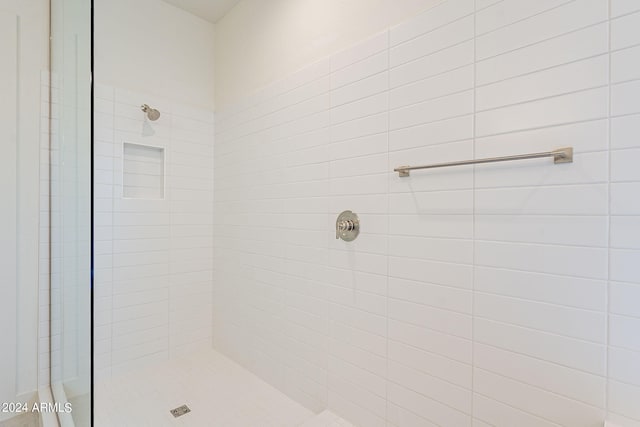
[49,0,92,425]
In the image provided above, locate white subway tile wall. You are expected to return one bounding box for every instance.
[610,1,640,426]
[213,1,640,426]
[93,85,215,380]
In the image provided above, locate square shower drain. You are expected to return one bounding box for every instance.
[170,405,191,418]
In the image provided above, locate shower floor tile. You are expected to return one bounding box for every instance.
[94,349,315,427]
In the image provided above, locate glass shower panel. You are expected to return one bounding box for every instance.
[49,0,91,425]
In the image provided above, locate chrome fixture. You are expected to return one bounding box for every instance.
[394,147,573,177]
[170,405,191,418]
[141,104,161,121]
[336,210,360,242]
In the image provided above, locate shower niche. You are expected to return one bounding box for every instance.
[122,142,165,199]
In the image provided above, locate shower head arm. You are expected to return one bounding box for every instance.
[141,104,161,121]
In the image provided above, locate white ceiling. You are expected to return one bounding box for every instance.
[162,0,243,23]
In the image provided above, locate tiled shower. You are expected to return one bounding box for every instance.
[93,87,215,378]
[2,0,640,426]
[212,1,640,425]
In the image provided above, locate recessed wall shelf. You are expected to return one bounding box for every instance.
[123,142,165,199]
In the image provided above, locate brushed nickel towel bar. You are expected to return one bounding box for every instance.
[394,147,573,177]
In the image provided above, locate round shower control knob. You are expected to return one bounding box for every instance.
[337,219,355,232]
[336,210,359,242]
